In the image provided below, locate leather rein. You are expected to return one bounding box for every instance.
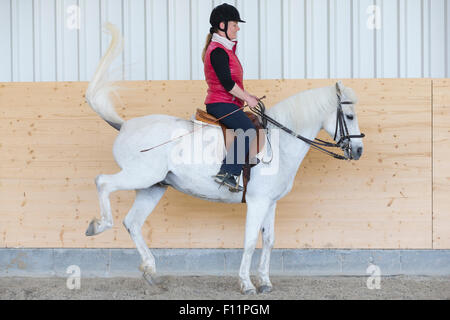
[250,96,365,160]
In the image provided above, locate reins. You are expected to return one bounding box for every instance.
[250,96,365,160]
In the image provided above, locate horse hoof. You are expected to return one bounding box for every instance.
[258,285,273,294]
[85,219,99,236]
[143,272,155,286]
[86,219,112,236]
[243,288,257,295]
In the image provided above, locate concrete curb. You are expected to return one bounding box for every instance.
[0,248,449,277]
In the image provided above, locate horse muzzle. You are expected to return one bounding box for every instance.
[348,143,363,160]
[340,139,363,160]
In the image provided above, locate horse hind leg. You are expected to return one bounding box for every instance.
[85,174,114,236]
[123,185,167,285]
[86,170,165,236]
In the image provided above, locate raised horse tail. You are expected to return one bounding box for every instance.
[85,22,125,131]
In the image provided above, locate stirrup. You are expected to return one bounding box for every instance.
[228,174,243,193]
[212,172,243,192]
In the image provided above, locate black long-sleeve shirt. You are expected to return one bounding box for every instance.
[210,47,235,92]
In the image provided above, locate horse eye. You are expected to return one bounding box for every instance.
[346,115,354,120]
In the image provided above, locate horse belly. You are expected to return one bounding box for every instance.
[163,169,243,204]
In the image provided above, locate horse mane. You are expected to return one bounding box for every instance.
[267,84,358,132]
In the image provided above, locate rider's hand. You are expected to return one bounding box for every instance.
[250,94,260,101]
[245,94,259,108]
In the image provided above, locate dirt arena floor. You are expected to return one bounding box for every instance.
[0,275,449,300]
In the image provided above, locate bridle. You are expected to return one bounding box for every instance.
[250,94,365,161]
[330,98,366,158]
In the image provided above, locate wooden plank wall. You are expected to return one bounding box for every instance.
[433,79,450,249]
[0,79,444,249]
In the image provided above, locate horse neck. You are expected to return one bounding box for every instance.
[277,121,321,169]
[266,103,323,175]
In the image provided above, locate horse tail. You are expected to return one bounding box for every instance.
[85,22,125,131]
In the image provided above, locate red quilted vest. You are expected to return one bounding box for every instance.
[204,40,244,107]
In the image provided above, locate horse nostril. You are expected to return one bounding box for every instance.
[357,147,363,156]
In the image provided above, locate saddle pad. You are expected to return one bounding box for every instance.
[193,109,228,141]
[195,108,221,125]
[190,117,220,128]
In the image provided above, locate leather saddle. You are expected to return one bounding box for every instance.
[194,108,266,203]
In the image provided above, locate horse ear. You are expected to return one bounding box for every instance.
[336,81,353,104]
[336,81,344,97]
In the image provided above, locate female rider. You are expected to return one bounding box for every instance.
[202,3,259,192]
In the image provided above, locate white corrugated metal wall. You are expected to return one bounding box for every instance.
[0,0,448,82]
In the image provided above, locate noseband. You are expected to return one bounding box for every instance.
[250,95,365,160]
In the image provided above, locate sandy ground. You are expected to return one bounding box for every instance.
[0,275,449,300]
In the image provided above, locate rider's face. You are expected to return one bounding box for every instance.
[219,21,240,40]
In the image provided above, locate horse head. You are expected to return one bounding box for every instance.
[322,81,364,160]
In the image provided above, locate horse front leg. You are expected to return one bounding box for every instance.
[257,202,276,293]
[239,199,271,295]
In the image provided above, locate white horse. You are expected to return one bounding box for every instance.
[85,23,364,295]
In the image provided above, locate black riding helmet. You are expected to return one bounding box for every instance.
[209,3,245,40]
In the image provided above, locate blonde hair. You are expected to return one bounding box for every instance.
[201,33,213,62]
